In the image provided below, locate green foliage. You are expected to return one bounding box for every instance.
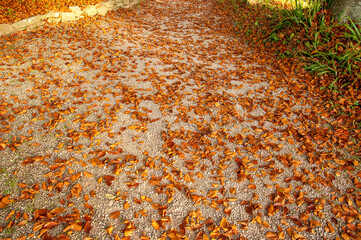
[272,0,330,34]
[264,0,361,89]
[344,17,361,44]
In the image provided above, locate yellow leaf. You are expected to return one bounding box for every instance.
[220,217,229,230]
[106,225,113,235]
[152,220,160,230]
[124,228,134,236]
[106,194,116,200]
[207,190,218,198]
[124,201,130,210]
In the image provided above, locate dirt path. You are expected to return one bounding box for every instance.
[0,0,360,239]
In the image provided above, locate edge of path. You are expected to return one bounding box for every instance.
[0,0,140,37]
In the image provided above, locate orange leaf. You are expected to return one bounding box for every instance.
[71,184,82,197]
[43,221,58,229]
[152,220,160,230]
[220,217,229,230]
[70,222,82,231]
[124,228,134,237]
[207,190,218,198]
[83,172,93,177]
[110,211,121,219]
[265,232,278,239]
[106,225,113,235]
[124,201,130,210]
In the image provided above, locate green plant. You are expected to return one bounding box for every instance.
[4,8,15,17]
[344,17,361,44]
[268,0,330,37]
[1,175,18,195]
[3,226,16,235]
[25,203,35,213]
[268,32,280,42]
[351,100,360,109]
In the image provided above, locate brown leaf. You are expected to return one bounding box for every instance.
[43,221,58,229]
[5,210,15,221]
[267,204,275,216]
[286,227,306,240]
[265,232,278,239]
[224,207,232,215]
[84,221,92,234]
[97,151,106,158]
[110,211,121,219]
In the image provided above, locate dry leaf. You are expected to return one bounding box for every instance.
[110,211,121,219]
[152,220,160,230]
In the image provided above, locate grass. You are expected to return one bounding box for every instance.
[220,0,361,124]
[1,175,18,195]
[0,168,19,195]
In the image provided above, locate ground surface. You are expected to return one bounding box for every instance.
[0,0,360,239]
[0,0,103,24]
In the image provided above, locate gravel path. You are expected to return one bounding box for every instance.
[0,0,360,239]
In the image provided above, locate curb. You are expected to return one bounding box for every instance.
[0,0,140,37]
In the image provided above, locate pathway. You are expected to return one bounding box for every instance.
[0,0,359,239]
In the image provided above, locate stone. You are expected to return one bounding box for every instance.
[129,0,139,6]
[69,6,83,17]
[61,12,76,22]
[84,5,98,17]
[96,4,109,16]
[12,15,44,31]
[0,24,15,36]
[330,0,361,24]
[12,18,32,31]
[47,17,61,24]
[27,17,45,30]
[41,11,61,19]
[41,11,61,24]
[114,0,124,8]
[101,1,117,11]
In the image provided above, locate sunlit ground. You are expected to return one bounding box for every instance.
[246,0,311,9]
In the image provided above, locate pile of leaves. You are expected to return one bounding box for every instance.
[218,0,361,128]
[0,0,103,24]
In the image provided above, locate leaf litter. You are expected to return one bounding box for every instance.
[0,0,361,239]
[0,0,104,24]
